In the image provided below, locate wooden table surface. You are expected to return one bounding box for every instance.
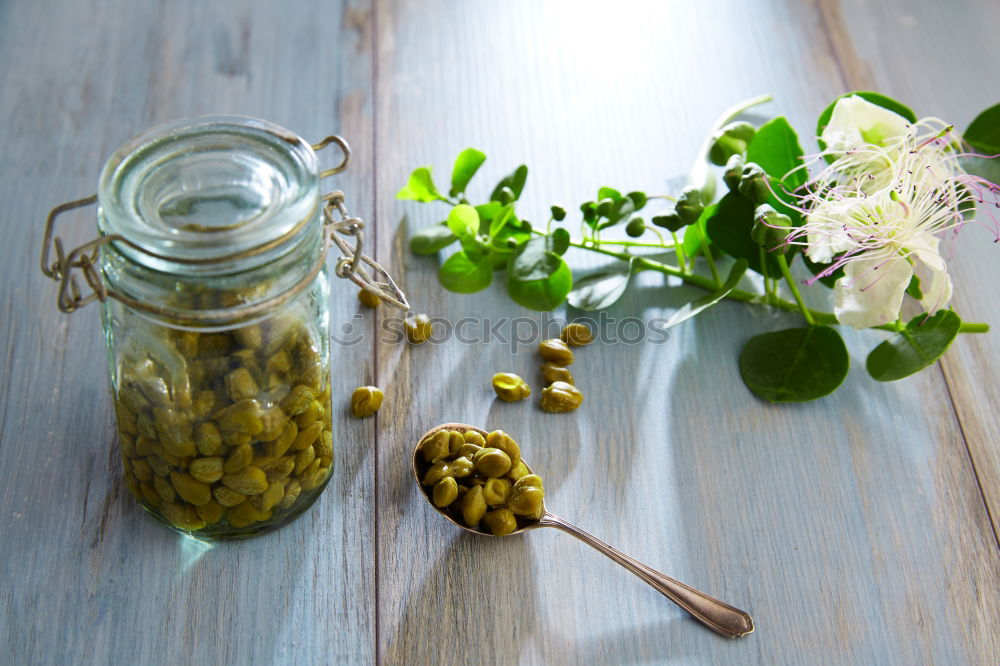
[2,1,999,664]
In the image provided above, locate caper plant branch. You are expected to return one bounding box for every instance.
[526,226,990,334]
[775,254,814,326]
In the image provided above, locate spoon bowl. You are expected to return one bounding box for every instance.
[413,423,755,638]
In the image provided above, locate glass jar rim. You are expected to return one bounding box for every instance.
[97,115,320,275]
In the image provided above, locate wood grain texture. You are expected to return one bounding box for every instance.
[373,1,1000,664]
[0,1,376,664]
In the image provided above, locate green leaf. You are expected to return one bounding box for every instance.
[816,92,917,154]
[507,259,572,311]
[959,154,1000,185]
[566,261,632,311]
[548,228,571,255]
[662,260,747,328]
[488,204,515,239]
[598,186,623,203]
[704,192,784,275]
[446,204,479,239]
[439,251,493,293]
[410,222,457,255]
[965,103,1000,155]
[627,191,648,210]
[739,326,849,402]
[510,237,562,281]
[866,310,962,382]
[397,167,447,202]
[450,148,486,197]
[489,165,528,202]
[746,116,806,188]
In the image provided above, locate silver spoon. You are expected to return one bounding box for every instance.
[413,423,755,639]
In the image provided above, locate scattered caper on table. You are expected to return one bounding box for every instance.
[539,381,583,413]
[415,427,544,535]
[405,313,434,344]
[559,322,594,347]
[539,338,574,365]
[357,288,381,308]
[540,362,574,386]
[351,385,384,418]
[560,322,594,347]
[492,372,531,402]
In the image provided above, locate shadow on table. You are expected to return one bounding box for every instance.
[382,531,539,665]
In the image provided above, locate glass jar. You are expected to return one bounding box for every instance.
[41,116,407,539]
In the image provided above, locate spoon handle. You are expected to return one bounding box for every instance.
[539,512,754,638]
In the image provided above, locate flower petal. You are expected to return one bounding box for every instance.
[910,238,953,314]
[822,95,910,154]
[804,200,859,264]
[834,254,912,329]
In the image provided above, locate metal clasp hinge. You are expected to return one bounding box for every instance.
[312,136,409,311]
[39,194,107,313]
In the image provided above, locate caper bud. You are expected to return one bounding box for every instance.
[462,430,486,446]
[456,442,482,459]
[351,386,384,418]
[540,363,574,385]
[448,430,465,454]
[492,372,531,402]
[461,485,488,527]
[483,508,518,536]
[419,430,450,462]
[472,447,512,478]
[485,430,521,469]
[433,477,459,508]
[515,474,544,490]
[625,217,646,237]
[724,154,745,192]
[508,485,545,518]
[449,456,475,479]
[540,381,583,413]
[738,163,770,206]
[675,186,704,226]
[405,313,433,344]
[539,338,574,365]
[422,461,453,486]
[358,288,381,308]
[560,322,594,347]
[507,460,531,481]
[482,478,511,507]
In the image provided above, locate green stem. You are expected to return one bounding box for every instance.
[534,228,991,335]
[758,246,771,305]
[671,231,687,272]
[776,254,814,325]
[694,223,721,286]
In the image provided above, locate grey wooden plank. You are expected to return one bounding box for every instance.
[0,1,376,664]
[830,0,1000,547]
[374,1,1000,664]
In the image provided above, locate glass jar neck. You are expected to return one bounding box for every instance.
[97,116,325,328]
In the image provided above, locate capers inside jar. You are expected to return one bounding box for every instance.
[415,428,544,536]
[113,287,334,538]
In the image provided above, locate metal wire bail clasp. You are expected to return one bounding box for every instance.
[312,135,409,312]
[39,194,108,313]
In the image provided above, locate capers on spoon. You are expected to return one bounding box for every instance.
[412,423,755,639]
